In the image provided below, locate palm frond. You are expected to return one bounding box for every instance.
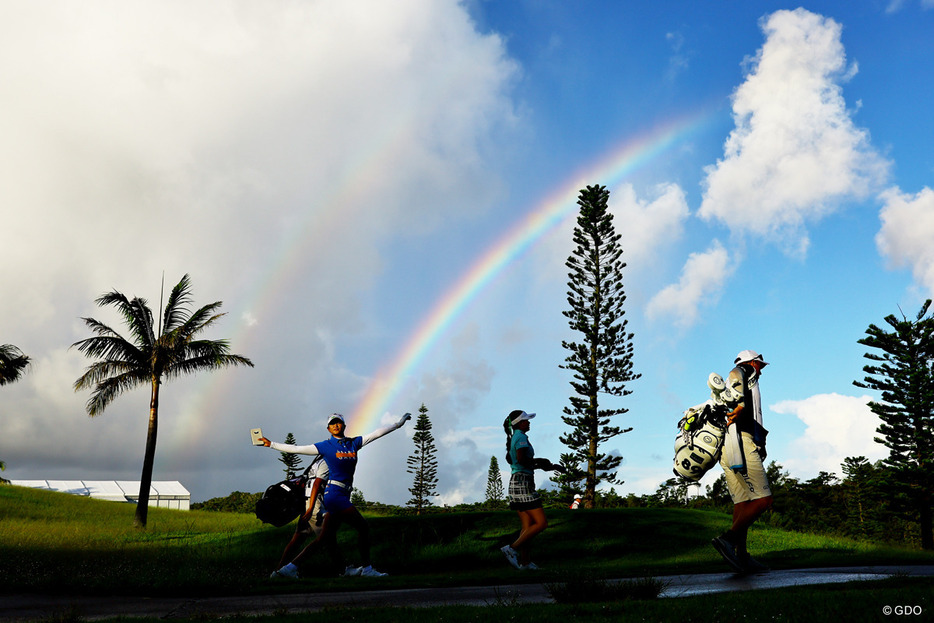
[71,335,145,366]
[0,344,31,386]
[84,370,152,417]
[0,344,24,359]
[74,360,148,392]
[175,305,225,340]
[77,317,126,339]
[162,274,194,334]
[95,291,155,348]
[129,297,156,348]
[163,353,253,379]
[94,290,133,310]
[180,338,230,356]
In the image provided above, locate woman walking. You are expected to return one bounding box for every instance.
[258,411,410,578]
[500,409,559,570]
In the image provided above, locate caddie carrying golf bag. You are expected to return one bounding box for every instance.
[255,468,311,527]
[672,372,737,482]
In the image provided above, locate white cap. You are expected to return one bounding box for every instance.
[574,494,582,499]
[327,413,345,426]
[510,410,536,425]
[734,350,768,366]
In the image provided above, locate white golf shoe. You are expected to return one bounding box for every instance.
[358,565,387,577]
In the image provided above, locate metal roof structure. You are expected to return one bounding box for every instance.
[10,480,190,510]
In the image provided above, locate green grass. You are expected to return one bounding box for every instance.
[2,484,933,599]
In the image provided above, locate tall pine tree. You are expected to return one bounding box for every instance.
[278,432,303,479]
[485,456,505,508]
[406,403,439,515]
[560,184,640,509]
[854,300,934,549]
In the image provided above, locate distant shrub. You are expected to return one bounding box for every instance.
[191,490,262,514]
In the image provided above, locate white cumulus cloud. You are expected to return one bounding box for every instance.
[699,8,888,254]
[773,393,887,478]
[614,182,690,267]
[646,241,733,328]
[876,186,934,296]
[0,0,520,503]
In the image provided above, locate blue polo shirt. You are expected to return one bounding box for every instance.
[314,435,364,485]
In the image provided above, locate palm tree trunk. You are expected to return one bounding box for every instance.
[134,378,160,528]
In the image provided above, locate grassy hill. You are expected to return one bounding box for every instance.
[2,484,933,597]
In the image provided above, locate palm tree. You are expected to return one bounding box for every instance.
[72,274,253,527]
[0,344,31,386]
[1,343,30,477]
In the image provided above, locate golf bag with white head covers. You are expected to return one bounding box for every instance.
[672,373,739,482]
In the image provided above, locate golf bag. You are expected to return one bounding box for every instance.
[672,373,737,482]
[255,469,311,527]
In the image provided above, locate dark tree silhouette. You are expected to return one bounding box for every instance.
[278,432,303,479]
[560,185,640,508]
[485,455,504,507]
[406,403,438,515]
[854,300,934,549]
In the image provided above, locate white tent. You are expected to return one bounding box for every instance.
[10,480,190,510]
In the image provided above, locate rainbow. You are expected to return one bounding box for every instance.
[349,109,714,430]
[167,115,416,449]
[169,107,714,453]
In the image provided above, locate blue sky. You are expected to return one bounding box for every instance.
[2,1,933,505]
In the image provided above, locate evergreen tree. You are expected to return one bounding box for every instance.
[406,403,439,515]
[854,300,934,549]
[841,456,887,540]
[278,432,303,479]
[485,456,504,507]
[351,487,367,507]
[559,184,640,508]
[551,451,586,500]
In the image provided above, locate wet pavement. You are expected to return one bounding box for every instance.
[2,565,931,620]
[656,564,934,597]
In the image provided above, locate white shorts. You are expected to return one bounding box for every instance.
[720,432,771,503]
[296,493,326,537]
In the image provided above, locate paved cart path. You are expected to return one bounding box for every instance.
[2,565,932,621]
